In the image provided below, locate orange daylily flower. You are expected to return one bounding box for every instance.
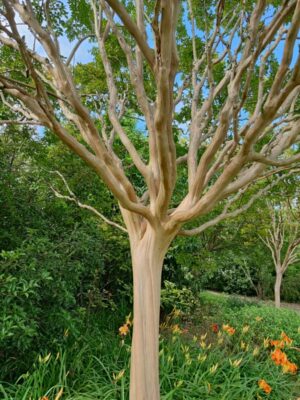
[258,379,272,394]
[271,348,288,366]
[282,360,298,374]
[270,332,292,349]
[270,343,298,374]
[281,332,292,345]
[270,339,285,348]
[119,323,130,336]
[222,324,236,335]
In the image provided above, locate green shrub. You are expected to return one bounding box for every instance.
[212,264,253,294]
[282,269,300,303]
[161,281,198,315]
[0,227,123,380]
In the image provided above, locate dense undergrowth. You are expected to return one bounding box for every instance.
[1,292,299,400]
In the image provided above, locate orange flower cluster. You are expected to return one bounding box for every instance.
[271,348,287,366]
[281,332,292,345]
[282,360,298,374]
[271,347,298,374]
[270,332,293,349]
[270,339,284,348]
[222,324,235,335]
[258,379,272,394]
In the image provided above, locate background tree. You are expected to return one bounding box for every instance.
[1,1,300,399]
[261,201,300,308]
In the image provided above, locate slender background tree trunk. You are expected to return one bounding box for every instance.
[129,226,172,400]
[274,271,282,308]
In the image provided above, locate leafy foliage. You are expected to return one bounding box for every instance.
[161,281,197,315]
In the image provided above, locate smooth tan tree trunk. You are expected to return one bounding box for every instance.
[129,226,173,400]
[274,271,282,308]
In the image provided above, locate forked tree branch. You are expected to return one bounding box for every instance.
[104,0,155,68]
[251,152,300,166]
[50,171,128,233]
[0,0,154,226]
[260,199,300,274]
[179,169,300,236]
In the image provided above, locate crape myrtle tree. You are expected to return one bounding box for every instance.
[1,0,300,398]
[261,201,300,308]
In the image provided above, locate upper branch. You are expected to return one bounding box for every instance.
[0,0,154,223]
[179,169,300,236]
[168,0,300,228]
[151,0,180,216]
[50,171,128,233]
[104,0,155,69]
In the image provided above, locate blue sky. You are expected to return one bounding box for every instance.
[17,3,299,70]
